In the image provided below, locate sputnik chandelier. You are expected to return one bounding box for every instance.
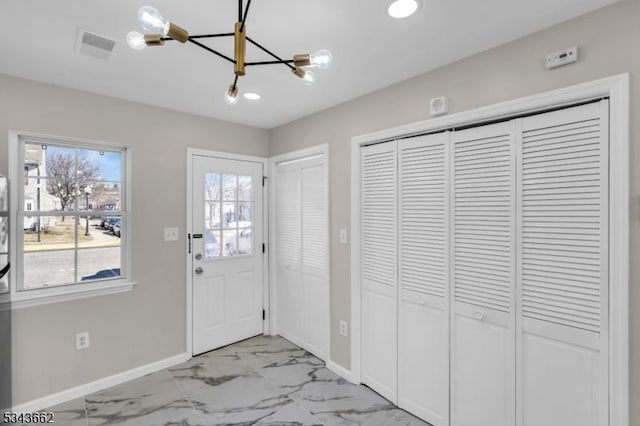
[126,1,333,105]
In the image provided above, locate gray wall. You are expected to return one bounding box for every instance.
[269,0,640,423]
[0,73,269,404]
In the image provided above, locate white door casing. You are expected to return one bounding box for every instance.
[191,155,264,355]
[274,152,329,360]
[356,100,614,426]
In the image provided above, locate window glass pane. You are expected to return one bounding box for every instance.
[204,230,221,259]
[222,175,237,201]
[84,182,121,212]
[78,148,122,183]
[222,229,237,256]
[205,202,221,230]
[205,174,220,201]
[78,247,121,282]
[19,139,129,293]
[238,176,252,201]
[238,228,252,255]
[24,177,64,212]
[222,202,236,229]
[238,202,252,226]
[24,249,75,289]
[79,216,121,249]
[23,215,76,289]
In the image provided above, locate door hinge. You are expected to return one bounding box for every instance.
[262,309,266,320]
[187,233,191,254]
[262,176,267,186]
[262,243,265,253]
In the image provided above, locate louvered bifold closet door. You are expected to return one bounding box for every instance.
[361,141,398,402]
[300,158,329,360]
[397,133,450,426]
[275,165,303,342]
[450,121,516,426]
[516,100,609,426]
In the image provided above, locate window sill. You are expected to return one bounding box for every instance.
[9,281,136,310]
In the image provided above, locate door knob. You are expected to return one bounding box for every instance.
[195,267,203,275]
[474,309,485,320]
[195,253,202,260]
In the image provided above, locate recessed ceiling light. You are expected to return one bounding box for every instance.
[243,92,261,101]
[388,0,420,18]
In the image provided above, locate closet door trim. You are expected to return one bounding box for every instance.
[350,74,629,426]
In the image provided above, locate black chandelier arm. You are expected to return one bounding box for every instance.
[240,0,252,33]
[232,74,239,91]
[246,36,296,71]
[160,33,234,42]
[245,59,295,66]
[188,39,236,64]
[189,33,235,39]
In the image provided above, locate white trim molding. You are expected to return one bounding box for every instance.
[326,360,356,384]
[12,352,190,413]
[350,74,629,426]
[185,148,270,356]
[7,130,134,309]
[10,281,135,310]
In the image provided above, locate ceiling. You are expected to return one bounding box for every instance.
[0,0,618,129]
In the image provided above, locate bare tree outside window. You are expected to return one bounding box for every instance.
[45,151,100,220]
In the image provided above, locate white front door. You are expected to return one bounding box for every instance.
[192,155,264,355]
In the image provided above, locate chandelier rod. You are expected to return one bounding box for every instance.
[240,0,252,33]
[188,39,236,64]
[246,36,296,71]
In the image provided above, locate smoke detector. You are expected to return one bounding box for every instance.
[75,28,116,60]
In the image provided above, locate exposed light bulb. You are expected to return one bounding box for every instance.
[302,70,316,86]
[310,49,333,69]
[225,86,239,105]
[126,31,146,50]
[137,6,168,34]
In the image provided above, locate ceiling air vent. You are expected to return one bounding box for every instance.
[75,28,116,60]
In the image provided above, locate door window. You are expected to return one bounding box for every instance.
[204,173,253,259]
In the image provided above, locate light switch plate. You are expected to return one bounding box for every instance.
[164,227,179,241]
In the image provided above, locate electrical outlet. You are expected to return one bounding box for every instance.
[339,320,348,337]
[164,227,179,242]
[75,332,90,351]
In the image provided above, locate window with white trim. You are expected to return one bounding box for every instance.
[13,135,130,295]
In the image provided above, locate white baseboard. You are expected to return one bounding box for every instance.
[327,360,356,384]
[12,352,190,413]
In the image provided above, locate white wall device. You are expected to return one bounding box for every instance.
[430,96,449,117]
[546,46,578,69]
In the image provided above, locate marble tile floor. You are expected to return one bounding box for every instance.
[38,335,431,426]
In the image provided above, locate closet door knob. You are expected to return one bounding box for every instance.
[474,309,485,320]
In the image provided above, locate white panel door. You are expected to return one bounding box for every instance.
[361,141,398,403]
[300,162,329,359]
[275,166,303,341]
[398,133,450,426]
[516,101,609,426]
[275,155,329,360]
[192,155,264,355]
[450,122,516,426]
